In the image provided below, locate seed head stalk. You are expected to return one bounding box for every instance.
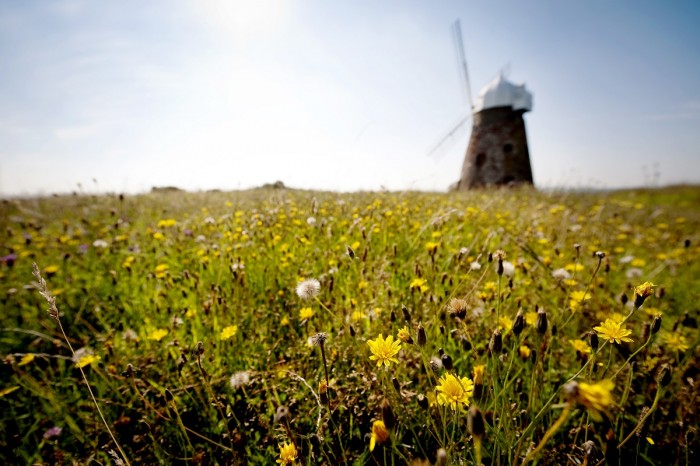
[32,264,130,466]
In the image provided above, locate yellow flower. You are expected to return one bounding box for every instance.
[351,310,366,321]
[367,334,402,368]
[518,345,531,359]
[369,420,390,451]
[147,329,169,341]
[570,379,614,422]
[409,277,429,293]
[299,307,314,320]
[594,319,633,345]
[157,219,177,228]
[435,373,474,410]
[154,263,168,278]
[498,316,513,333]
[44,265,60,276]
[397,326,413,343]
[18,354,35,366]
[473,365,485,385]
[75,354,101,369]
[565,263,585,273]
[425,241,439,253]
[276,441,298,464]
[220,325,238,340]
[280,316,290,326]
[662,332,689,352]
[569,339,591,354]
[525,311,538,327]
[569,290,591,312]
[634,282,655,307]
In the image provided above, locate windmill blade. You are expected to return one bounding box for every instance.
[427,113,471,159]
[451,20,474,111]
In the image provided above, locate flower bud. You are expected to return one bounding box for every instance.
[380,399,396,430]
[417,393,429,409]
[656,364,671,387]
[536,309,548,335]
[489,329,502,354]
[416,323,427,347]
[392,377,401,393]
[651,315,661,334]
[402,305,411,323]
[441,353,453,371]
[467,406,486,440]
[436,448,448,466]
[512,309,525,336]
[589,331,599,351]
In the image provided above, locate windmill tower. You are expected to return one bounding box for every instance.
[436,21,534,190]
[457,74,534,188]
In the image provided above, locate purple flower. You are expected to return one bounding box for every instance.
[43,426,62,439]
[1,253,17,267]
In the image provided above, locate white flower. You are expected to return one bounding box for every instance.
[229,371,251,389]
[296,278,321,300]
[470,261,482,271]
[306,216,317,225]
[619,255,635,264]
[93,239,108,248]
[552,268,571,281]
[625,267,643,278]
[501,261,515,277]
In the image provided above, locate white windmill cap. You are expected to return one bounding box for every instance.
[473,73,532,113]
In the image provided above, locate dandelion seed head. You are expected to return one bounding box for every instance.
[296,278,320,300]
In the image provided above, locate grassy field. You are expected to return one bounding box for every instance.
[1,185,698,465]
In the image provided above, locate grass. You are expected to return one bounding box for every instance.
[0,185,698,465]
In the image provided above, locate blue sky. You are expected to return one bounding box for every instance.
[1,0,699,195]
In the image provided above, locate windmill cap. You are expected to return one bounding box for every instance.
[474,73,532,113]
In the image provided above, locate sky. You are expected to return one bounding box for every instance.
[1,0,699,196]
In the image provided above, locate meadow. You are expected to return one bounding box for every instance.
[0,185,698,465]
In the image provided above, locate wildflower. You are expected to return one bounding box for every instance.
[154,264,168,278]
[310,332,327,346]
[447,298,468,319]
[43,426,62,439]
[220,325,238,340]
[662,332,689,352]
[276,441,298,464]
[409,277,429,293]
[594,319,633,344]
[633,282,655,307]
[299,307,314,320]
[498,316,513,334]
[369,420,390,451]
[147,328,168,341]
[44,265,59,277]
[397,326,413,344]
[435,373,474,410]
[518,345,531,359]
[18,353,35,366]
[536,309,548,335]
[551,268,571,281]
[157,219,177,228]
[569,339,592,354]
[296,278,320,300]
[569,290,591,312]
[229,371,251,389]
[500,261,515,277]
[472,365,485,385]
[92,239,108,248]
[367,334,401,368]
[280,316,290,326]
[470,261,481,271]
[565,379,614,422]
[425,241,439,254]
[75,353,101,369]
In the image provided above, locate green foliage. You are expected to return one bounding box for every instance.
[0,186,698,464]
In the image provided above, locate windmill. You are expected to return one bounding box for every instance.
[432,21,534,189]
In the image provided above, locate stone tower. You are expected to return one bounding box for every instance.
[457,74,534,189]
